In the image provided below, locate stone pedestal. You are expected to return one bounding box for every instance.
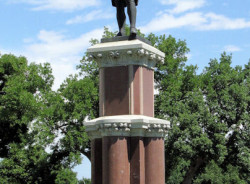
[84,39,170,184]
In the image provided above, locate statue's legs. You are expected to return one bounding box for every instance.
[116,1,126,36]
[126,0,137,36]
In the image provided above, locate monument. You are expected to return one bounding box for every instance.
[84,2,170,183]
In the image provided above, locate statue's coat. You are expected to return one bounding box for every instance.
[112,0,138,7]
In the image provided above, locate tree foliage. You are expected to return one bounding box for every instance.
[0,54,57,183]
[0,54,53,157]
[153,35,249,183]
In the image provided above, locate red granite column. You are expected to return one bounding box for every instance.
[132,66,154,117]
[102,137,130,184]
[142,67,154,117]
[130,137,145,184]
[104,66,129,116]
[91,139,102,184]
[101,65,154,117]
[144,137,165,184]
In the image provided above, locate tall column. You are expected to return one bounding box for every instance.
[103,137,130,184]
[145,138,165,184]
[130,137,145,184]
[84,38,170,184]
[91,139,102,184]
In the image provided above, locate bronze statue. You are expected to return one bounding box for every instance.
[112,0,138,39]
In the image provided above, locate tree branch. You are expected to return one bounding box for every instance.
[182,156,204,184]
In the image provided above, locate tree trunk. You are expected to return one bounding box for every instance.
[182,156,204,184]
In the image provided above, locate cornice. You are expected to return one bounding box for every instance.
[87,39,165,69]
[84,115,170,139]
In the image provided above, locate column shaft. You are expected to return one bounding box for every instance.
[145,138,165,184]
[91,139,103,184]
[104,66,129,116]
[102,137,130,184]
[130,137,145,184]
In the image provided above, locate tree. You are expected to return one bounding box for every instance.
[153,33,250,183]
[0,54,53,158]
[54,168,78,184]
[0,54,58,183]
[198,55,249,183]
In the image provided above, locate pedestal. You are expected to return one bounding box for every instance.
[84,38,170,184]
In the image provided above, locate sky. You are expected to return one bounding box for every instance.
[0,0,250,180]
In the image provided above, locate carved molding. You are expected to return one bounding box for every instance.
[84,115,170,139]
[87,39,165,69]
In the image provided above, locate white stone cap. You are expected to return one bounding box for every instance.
[87,39,165,69]
[84,115,170,139]
[88,40,165,57]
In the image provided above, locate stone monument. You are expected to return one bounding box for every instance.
[83,2,170,183]
[84,38,170,184]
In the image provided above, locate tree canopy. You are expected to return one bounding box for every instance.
[0,27,249,183]
[153,37,250,183]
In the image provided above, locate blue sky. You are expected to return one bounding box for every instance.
[1,0,250,180]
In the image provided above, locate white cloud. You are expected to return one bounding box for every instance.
[140,11,250,33]
[66,10,112,25]
[140,12,206,33]
[160,0,206,14]
[6,0,100,11]
[224,45,241,53]
[141,0,250,33]
[24,29,103,62]
[22,29,103,90]
[1,27,105,90]
[197,13,250,30]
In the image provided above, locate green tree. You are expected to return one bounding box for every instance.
[0,54,53,158]
[153,33,250,183]
[0,54,59,183]
[54,168,78,184]
[0,54,82,183]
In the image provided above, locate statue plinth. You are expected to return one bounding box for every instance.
[84,38,169,184]
[101,35,152,45]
